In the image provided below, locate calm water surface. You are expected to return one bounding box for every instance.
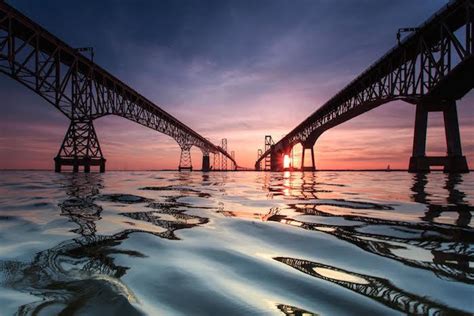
[0,171,473,315]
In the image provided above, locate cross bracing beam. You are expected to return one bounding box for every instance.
[256,0,474,168]
[0,1,237,169]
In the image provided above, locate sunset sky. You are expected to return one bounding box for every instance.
[0,0,473,170]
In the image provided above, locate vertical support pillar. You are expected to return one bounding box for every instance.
[99,159,105,173]
[256,149,263,171]
[231,151,236,171]
[264,136,273,171]
[409,104,430,172]
[300,147,305,171]
[409,101,469,173]
[290,147,295,170]
[84,157,91,173]
[443,102,468,173]
[444,102,463,157]
[178,143,192,171]
[213,153,220,171]
[270,147,284,172]
[202,153,210,172]
[301,141,316,171]
[55,120,106,173]
[55,66,106,173]
[55,158,61,173]
[221,138,228,171]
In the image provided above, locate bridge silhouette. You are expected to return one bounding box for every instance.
[1,1,473,173]
[0,1,237,173]
[256,0,473,173]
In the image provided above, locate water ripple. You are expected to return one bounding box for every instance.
[0,171,472,315]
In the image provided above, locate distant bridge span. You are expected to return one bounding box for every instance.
[256,0,473,173]
[0,1,237,172]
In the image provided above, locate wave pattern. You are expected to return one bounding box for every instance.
[0,171,472,315]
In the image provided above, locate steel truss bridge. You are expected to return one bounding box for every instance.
[256,0,473,173]
[0,1,237,172]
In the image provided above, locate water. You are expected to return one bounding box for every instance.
[0,171,473,315]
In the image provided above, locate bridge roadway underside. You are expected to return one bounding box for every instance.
[266,97,470,173]
[266,98,470,173]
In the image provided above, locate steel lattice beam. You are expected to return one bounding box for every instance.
[0,1,238,169]
[256,0,474,168]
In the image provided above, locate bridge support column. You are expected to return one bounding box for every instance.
[178,144,192,171]
[409,101,468,173]
[202,154,210,172]
[54,120,106,173]
[270,146,284,172]
[301,141,316,171]
[212,153,220,171]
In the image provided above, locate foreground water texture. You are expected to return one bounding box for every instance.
[0,171,473,315]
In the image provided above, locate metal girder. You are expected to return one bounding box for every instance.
[0,1,238,169]
[256,0,474,167]
[221,138,227,170]
[264,135,273,171]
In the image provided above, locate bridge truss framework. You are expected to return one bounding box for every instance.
[256,0,473,173]
[0,1,237,172]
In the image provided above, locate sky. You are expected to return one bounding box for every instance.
[0,0,473,170]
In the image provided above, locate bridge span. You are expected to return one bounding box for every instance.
[256,0,473,173]
[0,1,237,172]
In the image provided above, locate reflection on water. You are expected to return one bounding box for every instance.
[0,171,473,315]
[1,232,144,315]
[0,173,211,315]
[275,256,469,315]
[277,303,318,316]
[246,172,474,285]
[412,173,472,226]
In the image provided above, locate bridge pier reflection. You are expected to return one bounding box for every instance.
[409,101,469,173]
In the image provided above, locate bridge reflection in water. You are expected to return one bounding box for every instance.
[220,172,473,313]
[0,172,471,314]
[275,257,470,315]
[0,174,211,315]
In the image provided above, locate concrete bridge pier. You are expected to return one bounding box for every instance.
[270,146,285,172]
[202,154,210,172]
[301,140,316,172]
[409,101,469,173]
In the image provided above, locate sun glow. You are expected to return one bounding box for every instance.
[283,155,291,169]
